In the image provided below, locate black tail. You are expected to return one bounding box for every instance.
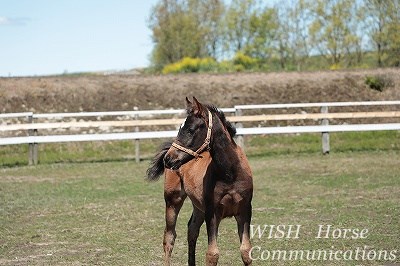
[146,141,172,181]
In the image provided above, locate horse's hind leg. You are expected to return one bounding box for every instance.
[235,203,252,265]
[163,171,186,266]
[187,206,204,266]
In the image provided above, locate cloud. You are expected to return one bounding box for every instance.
[0,16,30,26]
[0,16,10,25]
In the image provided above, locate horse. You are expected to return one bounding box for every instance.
[146,97,253,266]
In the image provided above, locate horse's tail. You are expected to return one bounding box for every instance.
[146,141,172,181]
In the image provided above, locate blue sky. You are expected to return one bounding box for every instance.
[0,0,158,76]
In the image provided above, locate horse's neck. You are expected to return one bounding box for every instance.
[210,129,240,179]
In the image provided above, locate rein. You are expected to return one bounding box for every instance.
[171,110,213,159]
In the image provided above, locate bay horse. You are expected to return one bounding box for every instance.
[146,97,253,265]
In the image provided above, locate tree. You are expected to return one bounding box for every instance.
[284,0,312,71]
[272,0,312,71]
[364,0,391,66]
[147,0,398,71]
[189,0,226,59]
[343,0,365,66]
[148,0,226,68]
[244,6,279,64]
[384,0,400,66]
[308,0,361,67]
[224,0,259,56]
[364,0,400,67]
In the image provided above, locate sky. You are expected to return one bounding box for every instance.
[0,0,159,76]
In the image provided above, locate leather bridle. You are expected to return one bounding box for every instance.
[171,110,213,159]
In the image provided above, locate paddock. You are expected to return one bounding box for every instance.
[0,101,399,265]
[0,151,399,265]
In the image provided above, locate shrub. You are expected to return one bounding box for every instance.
[218,60,236,72]
[234,64,245,72]
[232,52,258,70]
[197,57,219,72]
[365,75,394,92]
[162,57,218,74]
[329,63,341,70]
[161,53,259,74]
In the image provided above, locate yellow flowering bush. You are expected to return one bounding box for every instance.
[162,57,218,74]
[161,54,259,74]
[329,63,342,70]
[233,52,258,70]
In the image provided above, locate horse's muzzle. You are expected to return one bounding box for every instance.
[163,154,181,170]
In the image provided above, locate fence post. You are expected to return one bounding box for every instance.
[28,114,39,165]
[33,129,38,165]
[28,114,34,165]
[134,108,140,163]
[321,106,330,154]
[235,107,244,149]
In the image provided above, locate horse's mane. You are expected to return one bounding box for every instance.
[205,104,237,138]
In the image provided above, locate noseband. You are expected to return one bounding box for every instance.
[171,110,213,159]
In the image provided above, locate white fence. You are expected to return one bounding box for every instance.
[1,101,400,165]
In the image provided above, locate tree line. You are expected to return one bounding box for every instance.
[148,0,400,72]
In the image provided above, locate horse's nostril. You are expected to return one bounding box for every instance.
[164,154,171,168]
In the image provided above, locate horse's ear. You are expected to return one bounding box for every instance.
[186,97,192,107]
[185,97,192,113]
[192,97,204,117]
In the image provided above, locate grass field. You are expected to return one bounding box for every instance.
[0,149,399,265]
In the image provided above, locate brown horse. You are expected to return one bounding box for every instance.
[147,97,253,265]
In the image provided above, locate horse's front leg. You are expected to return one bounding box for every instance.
[205,209,221,266]
[187,205,205,266]
[163,170,186,266]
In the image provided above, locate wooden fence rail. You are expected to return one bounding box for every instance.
[1,101,400,165]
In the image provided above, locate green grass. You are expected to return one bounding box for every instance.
[245,131,399,156]
[1,131,399,167]
[0,151,399,265]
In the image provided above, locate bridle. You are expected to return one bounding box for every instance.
[171,110,213,159]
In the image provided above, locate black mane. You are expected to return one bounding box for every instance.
[205,104,237,138]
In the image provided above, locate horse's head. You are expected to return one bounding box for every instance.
[164,97,211,170]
